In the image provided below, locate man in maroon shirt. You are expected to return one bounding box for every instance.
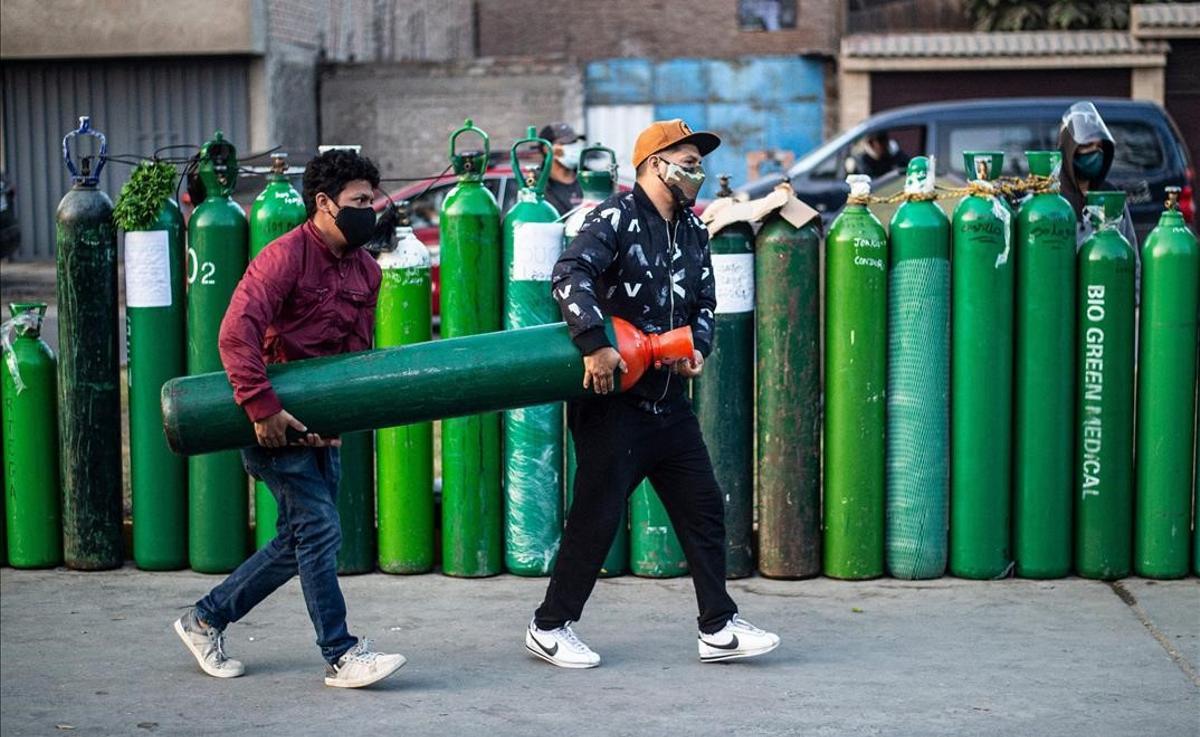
[173,149,405,689]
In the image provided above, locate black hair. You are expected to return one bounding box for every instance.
[636,143,684,178]
[302,149,381,216]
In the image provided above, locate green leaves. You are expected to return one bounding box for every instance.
[113,161,177,231]
[964,0,1158,31]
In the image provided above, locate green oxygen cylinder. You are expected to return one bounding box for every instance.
[563,144,627,577]
[824,174,887,580]
[2,303,62,568]
[1075,191,1136,580]
[115,160,188,571]
[694,176,755,579]
[336,430,375,574]
[503,128,565,576]
[755,184,822,579]
[1014,151,1077,579]
[1134,188,1199,579]
[630,480,688,578]
[886,156,950,580]
[950,151,1013,580]
[375,219,434,574]
[187,131,249,573]
[439,119,503,577]
[55,117,123,570]
[248,154,306,550]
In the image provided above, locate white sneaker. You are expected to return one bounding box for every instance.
[174,608,245,679]
[698,614,780,663]
[324,638,407,688]
[525,619,601,669]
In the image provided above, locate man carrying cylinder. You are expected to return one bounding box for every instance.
[172,149,405,689]
[525,119,780,668]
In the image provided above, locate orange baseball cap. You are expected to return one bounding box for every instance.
[632,119,721,168]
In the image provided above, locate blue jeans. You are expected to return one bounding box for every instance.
[196,445,356,664]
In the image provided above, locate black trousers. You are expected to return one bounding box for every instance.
[534,397,738,634]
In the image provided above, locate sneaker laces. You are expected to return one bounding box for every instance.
[342,638,381,665]
[730,615,765,634]
[207,628,230,664]
[558,624,590,653]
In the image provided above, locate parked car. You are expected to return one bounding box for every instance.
[0,171,19,260]
[737,97,1197,242]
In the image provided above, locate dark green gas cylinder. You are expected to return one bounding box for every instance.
[55,116,123,570]
[630,480,688,578]
[186,131,249,573]
[1013,151,1077,579]
[755,186,822,579]
[824,174,887,580]
[694,176,755,579]
[886,157,950,580]
[1134,188,1199,579]
[120,182,188,571]
[950,151,1013,580]
[502,128,564,576]
[1075,191,1136,580]
[2,303,62,568]
[439,119,504,576]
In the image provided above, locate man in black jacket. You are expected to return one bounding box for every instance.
[524,119,780,669]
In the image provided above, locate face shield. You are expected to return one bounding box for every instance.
[1060,102,1115,147]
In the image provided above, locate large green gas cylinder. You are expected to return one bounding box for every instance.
[376,221,434,574]
[694,176,754,579]
[503,128,564,576]
[1014,150,1077,579]
[950,151,1013,580]
[1075,191,1136,580]
[249,154,306,550]
[563,144,627,577]
[439,119,503,577]
[630,480,688,578]
[1134,188,1199,579]
[755,184,822,579]
[115,161,188,571]
[55,116,123,570]
[824,174,887,580]
[886,156,950,580]
[187,131,249,573]
[2,303,62,568]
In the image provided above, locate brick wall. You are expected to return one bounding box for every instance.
[319,57,584,182]
[475,0,840,60]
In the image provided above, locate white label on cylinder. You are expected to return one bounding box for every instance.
[511,221,565,282]
[124,230,172,308]
[712,252,754,314]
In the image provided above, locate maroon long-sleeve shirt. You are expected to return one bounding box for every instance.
[218,220,382,422]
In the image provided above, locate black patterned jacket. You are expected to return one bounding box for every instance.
[551,183,716,414]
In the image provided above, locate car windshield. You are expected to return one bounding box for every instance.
[1107,121,1164,173]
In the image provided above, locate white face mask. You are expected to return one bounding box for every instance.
[557,141,583,170]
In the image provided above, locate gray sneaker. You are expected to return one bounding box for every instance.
[324,638,406,689]
[173,608,245,678]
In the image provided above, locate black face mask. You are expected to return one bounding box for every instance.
[329,201,377,250]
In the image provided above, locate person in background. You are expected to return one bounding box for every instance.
[1058,101,1138,249]
[539,122,586,216]
[854,131,909,179]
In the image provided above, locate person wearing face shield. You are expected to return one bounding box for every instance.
[1058,101,1138,249]
[173,149,407,690]
[539,122,586,216]
[524,119,781,669]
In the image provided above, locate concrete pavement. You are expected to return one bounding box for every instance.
[1,568,1197,736]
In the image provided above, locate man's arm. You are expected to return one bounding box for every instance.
[551,205,627,393]
[690,233,717,359]
[218,248,292,423]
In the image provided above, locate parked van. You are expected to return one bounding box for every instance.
[737,98,1196,242]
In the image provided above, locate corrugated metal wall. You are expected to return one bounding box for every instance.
[584,56,826,199]
[1,57,251,260]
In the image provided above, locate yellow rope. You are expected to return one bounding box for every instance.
[848,174,1058,206]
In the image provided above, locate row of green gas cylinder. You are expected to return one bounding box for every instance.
[3,119,1198,583]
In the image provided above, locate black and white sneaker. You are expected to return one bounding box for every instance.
[698,615,780,663]
[525,619,601,669]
